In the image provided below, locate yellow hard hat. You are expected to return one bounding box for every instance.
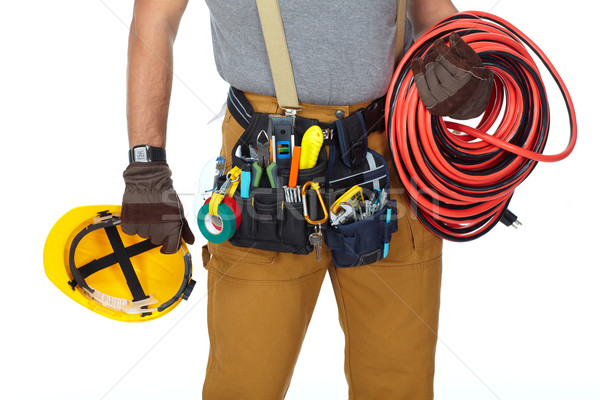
[43,205,195,322]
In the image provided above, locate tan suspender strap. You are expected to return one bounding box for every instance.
[255,0,300,110]
[257,0,406,107]
[395,0,407,66]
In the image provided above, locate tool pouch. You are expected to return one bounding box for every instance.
[323,120,399,267]
[228,115,329,255]
[325,200,399,268]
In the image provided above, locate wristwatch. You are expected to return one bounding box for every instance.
[128,145,167,164]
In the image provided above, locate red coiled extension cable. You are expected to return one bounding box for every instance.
[385,11,577,241]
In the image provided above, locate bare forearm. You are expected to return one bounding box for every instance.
[127,19,174,148]
[408,0,458,38]
[126,0,187,148]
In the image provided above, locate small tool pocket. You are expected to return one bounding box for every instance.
[229,189,312,254]
[324,199,399,268]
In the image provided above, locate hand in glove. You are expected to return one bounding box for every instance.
[121,162,195,254]
[411,32,494,120]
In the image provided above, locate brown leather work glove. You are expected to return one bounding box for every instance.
[411,32,494,120]
[121,162,195,254]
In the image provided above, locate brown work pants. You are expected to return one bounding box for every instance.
[202,92,443,400]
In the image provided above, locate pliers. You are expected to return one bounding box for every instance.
[251,130,278,188]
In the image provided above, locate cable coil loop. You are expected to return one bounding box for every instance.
[385,11,577,241]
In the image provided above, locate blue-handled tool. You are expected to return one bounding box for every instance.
[383,207,392,258]
[240,164,252,198]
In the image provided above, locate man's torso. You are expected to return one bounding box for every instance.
[206,0,413,105]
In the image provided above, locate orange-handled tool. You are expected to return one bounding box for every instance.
[287,146,302,188]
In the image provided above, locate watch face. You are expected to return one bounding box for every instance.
[133,147,148,162]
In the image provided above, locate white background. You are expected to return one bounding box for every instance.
[1,0,598,399]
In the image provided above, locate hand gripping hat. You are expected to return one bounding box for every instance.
[44,205,196,322]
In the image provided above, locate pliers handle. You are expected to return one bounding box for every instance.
[252,161,278,188]
[252,130,278,188]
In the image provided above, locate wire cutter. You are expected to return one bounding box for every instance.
[252,130,278,188]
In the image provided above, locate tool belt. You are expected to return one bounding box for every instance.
[212,88,398,267]
[199,0,408,267]
[227,87,387,146]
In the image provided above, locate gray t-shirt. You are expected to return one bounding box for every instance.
[206,0,413,105]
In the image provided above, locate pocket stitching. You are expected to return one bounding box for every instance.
[207,241,276,265]
[210,265,327,286]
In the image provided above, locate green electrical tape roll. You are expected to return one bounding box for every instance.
[198,200,237,244]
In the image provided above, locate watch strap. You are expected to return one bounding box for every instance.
[128,145,167,163]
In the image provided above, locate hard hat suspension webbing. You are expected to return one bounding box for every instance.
[76,238,158,280]
[103,225,151,302]
[67,211,196,317]
[68,216,159,303]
